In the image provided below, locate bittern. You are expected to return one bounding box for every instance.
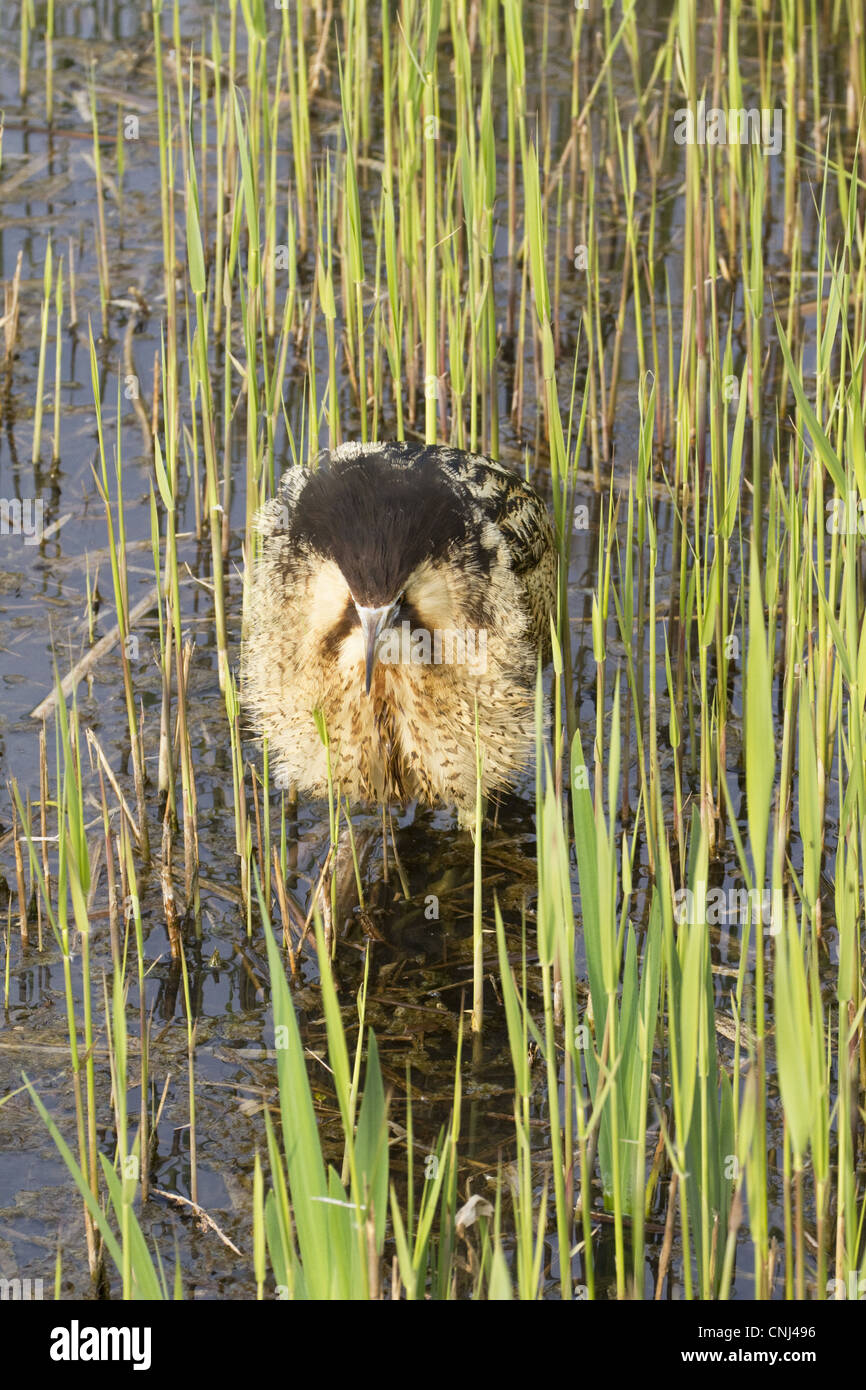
[242,442,556,827]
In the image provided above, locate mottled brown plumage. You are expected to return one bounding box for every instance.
[242,442,556,825]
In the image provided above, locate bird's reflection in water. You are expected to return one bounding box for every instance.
[289,791,539,991]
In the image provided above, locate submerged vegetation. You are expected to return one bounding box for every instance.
[0,0,865,1301]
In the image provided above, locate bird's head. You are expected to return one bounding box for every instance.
[288,445,495,695]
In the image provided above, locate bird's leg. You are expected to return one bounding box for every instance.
[456,796,488,836]
[386,808,411,898]
[330,814,379,930]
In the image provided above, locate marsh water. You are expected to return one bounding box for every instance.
[0,1,857,1298]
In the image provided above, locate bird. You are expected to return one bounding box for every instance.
[241,441,556,828]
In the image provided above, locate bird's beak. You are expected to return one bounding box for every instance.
[355,601,398,695]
